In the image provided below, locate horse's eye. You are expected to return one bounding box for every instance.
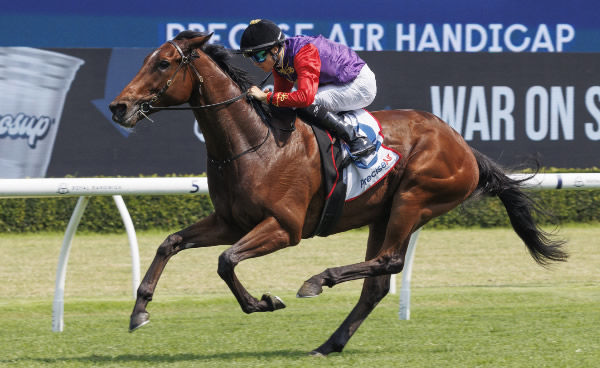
[158,60,170,70]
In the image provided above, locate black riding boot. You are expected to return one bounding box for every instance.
[298,104,375,158]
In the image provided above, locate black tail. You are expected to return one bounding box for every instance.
[471,148,567,266]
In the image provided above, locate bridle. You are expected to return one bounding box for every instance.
[140,40,274,171]
[140,40,269,114]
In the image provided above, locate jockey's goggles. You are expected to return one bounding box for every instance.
[246,50,269,63]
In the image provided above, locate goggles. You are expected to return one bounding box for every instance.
[245,50,269,63]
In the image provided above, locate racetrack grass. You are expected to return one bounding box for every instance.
[1,225,599,367]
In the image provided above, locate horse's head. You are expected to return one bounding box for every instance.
[109,32,213,127]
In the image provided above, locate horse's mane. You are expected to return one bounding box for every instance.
[174,31,270,119]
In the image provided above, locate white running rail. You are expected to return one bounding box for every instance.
[392,172,600,320]
[1,173,599,329]
[0,177,209,332]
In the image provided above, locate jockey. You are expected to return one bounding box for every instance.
[240,19,377,158]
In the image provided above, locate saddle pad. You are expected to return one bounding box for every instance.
[309,109,401,236]
[341,110,402,201]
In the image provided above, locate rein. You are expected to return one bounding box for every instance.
[142,40,274,171]
[140,41,271,113]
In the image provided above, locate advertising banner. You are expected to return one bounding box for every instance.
[2,0,600,52]
[1,47,597,178]
[366,52,600,168]
[1,1,598,176]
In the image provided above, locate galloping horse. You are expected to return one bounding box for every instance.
[109,32,566,356]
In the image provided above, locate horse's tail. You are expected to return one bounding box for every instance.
[470,148,567,266]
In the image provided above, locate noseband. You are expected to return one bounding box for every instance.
[140,40,275,171]
[140,40,251,113]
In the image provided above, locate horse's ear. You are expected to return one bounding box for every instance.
[189,32,214,50]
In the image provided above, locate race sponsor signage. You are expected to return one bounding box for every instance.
[17,49,592,178]
[3,0,600,52]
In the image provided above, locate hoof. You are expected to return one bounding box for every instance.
[296,280,323,298]
[308,350,327,357]
[129,312,150,332]
[261,293,286,311]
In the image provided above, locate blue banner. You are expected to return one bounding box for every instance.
[2,0,600,51]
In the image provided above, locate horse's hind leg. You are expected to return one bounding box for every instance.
[302,193,433,355]
[298,174,470,298]
[301,180,473,353]
[296,199,414,298]
[310,222,391,356]
[312,274,391,356]
[130,213,241,331]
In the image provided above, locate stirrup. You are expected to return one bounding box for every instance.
[348,138,375,158]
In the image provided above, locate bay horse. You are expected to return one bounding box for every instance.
[109,31,567,356]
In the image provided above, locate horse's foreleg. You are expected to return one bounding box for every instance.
[217,216,293,314]
[130,213,241,331]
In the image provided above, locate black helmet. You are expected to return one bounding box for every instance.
[239,19,285,55]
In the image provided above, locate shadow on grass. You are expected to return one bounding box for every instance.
[4,350,313,365]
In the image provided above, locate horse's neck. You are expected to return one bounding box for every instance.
[191,57,266,162]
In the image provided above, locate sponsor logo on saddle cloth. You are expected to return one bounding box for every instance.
[340,109,401,201]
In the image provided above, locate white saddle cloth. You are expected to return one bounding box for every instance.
[340,109,401,201]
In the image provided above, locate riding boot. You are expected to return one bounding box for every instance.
[298,104,375,158]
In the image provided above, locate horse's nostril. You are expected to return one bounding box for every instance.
[109,102,127,118]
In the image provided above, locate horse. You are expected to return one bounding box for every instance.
[109,31,567,356]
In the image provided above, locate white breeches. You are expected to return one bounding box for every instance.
[313,64,377,112]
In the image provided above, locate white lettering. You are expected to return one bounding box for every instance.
[329,23,348,46]
[585,87,600,140]
[442,24,462,51]
[556,24,575,52]
[207,23,227,43]
[431,86,466,134]
[465,24,487,52]
[166,23,185,39]
[491,86,515,140]
[228,23,246,50]
[350,24,364,51]
[526,86,549,141]
[488,24,503,52]
[396,24,416,51]
[187,23,205,33]
[550,86,574,140]
[295,23,314,35]
[366,24,384,51]
[465,86,490,140]
[504,24,530,52]
[164,22,576,53]
[418,24,441,51]
[278,23,291,37]
[531,24,554,52]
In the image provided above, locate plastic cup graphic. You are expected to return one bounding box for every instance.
[0,47,84,178]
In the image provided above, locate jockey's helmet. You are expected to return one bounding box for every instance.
[239,19,285,56]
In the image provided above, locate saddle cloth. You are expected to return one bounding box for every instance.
[311,109,401,236]
[340,110,401,201]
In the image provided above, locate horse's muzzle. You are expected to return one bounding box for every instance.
[109,101,128,123]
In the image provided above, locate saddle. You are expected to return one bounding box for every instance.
[268,107,401,237]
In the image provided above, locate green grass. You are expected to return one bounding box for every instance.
[0,225,599,367]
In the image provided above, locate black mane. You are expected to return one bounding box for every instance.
[174,31,269,118]
[174,31,254,92]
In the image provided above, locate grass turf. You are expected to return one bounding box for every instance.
[0,225,598,367]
